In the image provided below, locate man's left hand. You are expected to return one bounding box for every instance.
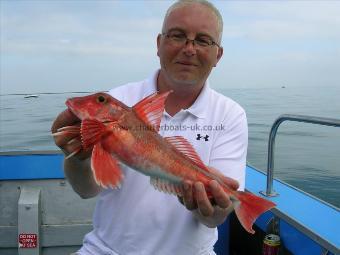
[179,179,238,228]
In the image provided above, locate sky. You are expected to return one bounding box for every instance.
[1,0,340,94]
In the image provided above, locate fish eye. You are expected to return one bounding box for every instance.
[97,95,106,104]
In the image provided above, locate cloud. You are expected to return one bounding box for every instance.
[220,1,340,41]
[1,1,163,56]
[1,0,339,93]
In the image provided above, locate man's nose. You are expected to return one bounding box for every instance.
[182,39,197,55]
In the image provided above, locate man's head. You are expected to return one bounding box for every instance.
[162,0,223,44]
[157,0,223,89]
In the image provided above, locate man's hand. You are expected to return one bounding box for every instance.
[51,109,90,159]
[180,178,239,228]
[51,109,100,198]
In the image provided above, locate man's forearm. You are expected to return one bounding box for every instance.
[64,157,101,199]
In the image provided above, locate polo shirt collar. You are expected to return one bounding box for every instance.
[142,70,159,97]
[185,81,211,119]
[145,69,211,119]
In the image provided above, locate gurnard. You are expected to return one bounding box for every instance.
[53,91,276,234]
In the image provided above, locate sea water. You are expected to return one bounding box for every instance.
[1,86,339,207]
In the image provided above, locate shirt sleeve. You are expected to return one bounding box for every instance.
[208,106,248,191]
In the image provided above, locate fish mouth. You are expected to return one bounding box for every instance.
[65,98,86,120]
[65,98,76,114]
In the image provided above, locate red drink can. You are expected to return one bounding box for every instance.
[263,234,280,255]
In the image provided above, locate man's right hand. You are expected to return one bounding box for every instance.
[51,109,101,198]
[51,109,90,160]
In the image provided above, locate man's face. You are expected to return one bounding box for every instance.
[157,3,223,87]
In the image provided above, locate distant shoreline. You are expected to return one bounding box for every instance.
[0,91,100,96]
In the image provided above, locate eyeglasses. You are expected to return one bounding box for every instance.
[162,31,220,49]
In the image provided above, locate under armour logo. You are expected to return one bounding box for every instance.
[196,134,209,141]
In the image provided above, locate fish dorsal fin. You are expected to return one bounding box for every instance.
[164,136,208,171]
[165,136,239,192]
[150,177,183,196]
[132,91,172,132]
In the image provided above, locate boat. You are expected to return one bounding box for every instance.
[0,114,339,255]
[24,94,39,99]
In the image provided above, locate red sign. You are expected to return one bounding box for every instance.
[18,233,38,248]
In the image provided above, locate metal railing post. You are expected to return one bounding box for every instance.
[260,114,340,197]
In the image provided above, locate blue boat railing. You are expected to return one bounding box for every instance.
[260,114,340,197]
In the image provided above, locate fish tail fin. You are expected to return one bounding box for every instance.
[81,119,107,150]
[233,191,276,234]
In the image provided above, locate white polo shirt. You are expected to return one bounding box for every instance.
[78,70,248,255]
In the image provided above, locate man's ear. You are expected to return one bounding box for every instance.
[157,34,161,57]
[214,46,223,67]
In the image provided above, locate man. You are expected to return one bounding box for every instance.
[52,0,248,254]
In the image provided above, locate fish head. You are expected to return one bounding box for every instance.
[66,92,127,121]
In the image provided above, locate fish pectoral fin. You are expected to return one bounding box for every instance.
[132,90,172,132]
[91,142,124,189]
[81,119,110,150]
[52,124,81,137]
[150,177,183,196]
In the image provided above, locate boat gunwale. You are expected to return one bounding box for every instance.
[1,150,339,254]
[0,150,62,156]
[247,162,340,212]
[247,165,339,254]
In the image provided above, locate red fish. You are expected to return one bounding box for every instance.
[54,91,275,234]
